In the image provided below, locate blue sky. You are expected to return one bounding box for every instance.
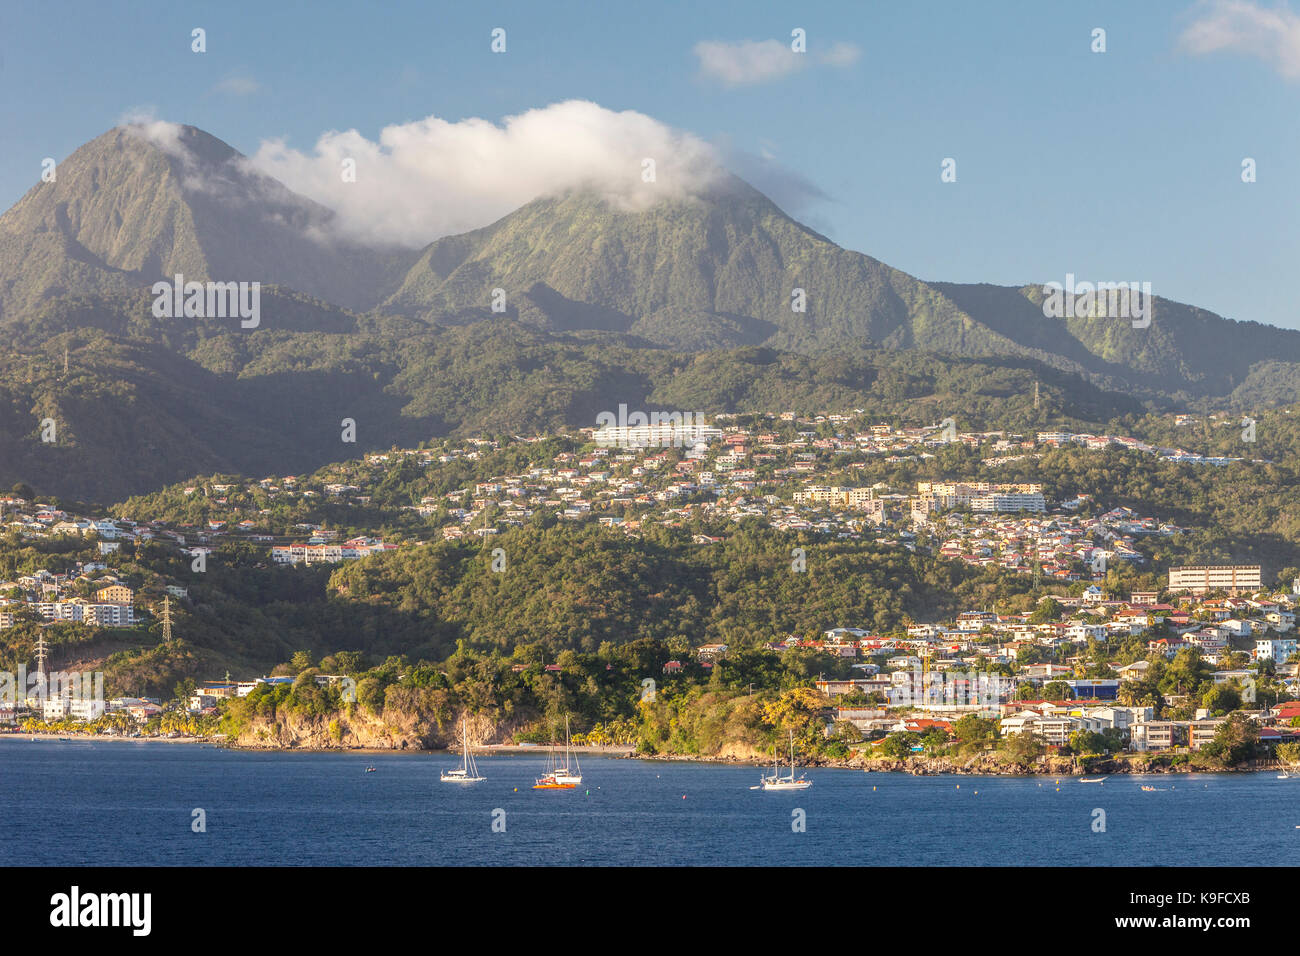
[2,0,1298,328]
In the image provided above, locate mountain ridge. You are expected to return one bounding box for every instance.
[0,125,416,317]
[4,121,1297,404]
[2,122,1299,500]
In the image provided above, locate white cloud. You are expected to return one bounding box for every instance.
[246,100,726,247]
[819,42,862,68]
[693,38,861,87]
[694,39,806,87]
[214,72,262,96]
[1180,0,1300,78]
[120,112,307,213]
[710,135,829,218]
[118,108,187,154]
[113,101,832,250]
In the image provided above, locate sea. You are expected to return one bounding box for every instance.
[3,739,1296,866]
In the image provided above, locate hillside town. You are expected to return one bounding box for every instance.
[0,413,1251,560]
[2,412,1295,758]
[798,575,1297,754]
[4,557,1296,759]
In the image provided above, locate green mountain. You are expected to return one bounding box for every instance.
[376,177,1300,401]
[0,125,414,317]
[5,123,1297,403]
[0,122,1296,500]
[0,292,1139,501]
[383,179,1007,354]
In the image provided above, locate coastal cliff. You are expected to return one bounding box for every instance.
[227,706,530,752]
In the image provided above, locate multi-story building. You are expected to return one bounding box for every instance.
[82,603,134,627]
[970,492,1046,513]
[94,584,134,604]
[592,419,722,448]
[42,695,107,721]
[1130,717,1227,751]
[1256,637,1298,661]
[1130,720,1177,751]
[917,481,1044,510]
[1168,564,1261,595]
[793,486,881,512]
[34,600,135,627]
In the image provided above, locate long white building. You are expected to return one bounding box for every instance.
[970,492,1046,513]
[1168,564,1261,595]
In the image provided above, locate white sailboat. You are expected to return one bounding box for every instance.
[759,729,812,790]
[534,714,582,788]
[553,715,582,785]
[440,721,486,783]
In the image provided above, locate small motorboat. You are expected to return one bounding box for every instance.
[1080,776,1108,783]
[365,766,377,773]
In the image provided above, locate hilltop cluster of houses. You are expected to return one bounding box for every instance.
[1032,430,1249,466]
[420,432,1189,572]
[780,584,1300,752]
[0,564,140,630]
[796,587,1295,675]
[1,495,215,558]
[0,490,396,572]
[0,410,1251,575]
[0,411,1287,745]
[829,699,1300,753]
[924,506,1182,581]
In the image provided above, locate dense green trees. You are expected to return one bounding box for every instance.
[318,521,1027,661]
[1001,731,1045,763]
[1195,714,1262,768]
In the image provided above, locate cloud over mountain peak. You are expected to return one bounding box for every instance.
[246,100,726,248]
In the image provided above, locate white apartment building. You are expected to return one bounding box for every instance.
[592,421,722,448]
[1167,564,1261,595]
[1130,719,1225,752]
[43,695,107,721]
[971,492,1047,513]
[35,601,135,627]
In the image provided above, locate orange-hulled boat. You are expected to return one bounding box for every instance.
[532,714,582,789]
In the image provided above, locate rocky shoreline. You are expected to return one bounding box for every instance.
[7,729,1277,775]
[634,750,1268,775]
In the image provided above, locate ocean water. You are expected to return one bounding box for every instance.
[2,740,1296,865]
